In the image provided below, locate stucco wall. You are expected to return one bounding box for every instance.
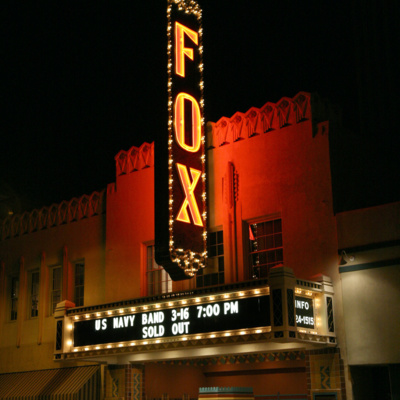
[0,212,105,372]
[341,265,400,364]
[337,202,400,365]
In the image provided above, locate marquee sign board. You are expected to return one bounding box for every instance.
[155,0,207,280]
[73,295,270,347]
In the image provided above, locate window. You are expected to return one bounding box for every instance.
[29,271,40,318]
[196,230,224,288]
[146,245,171,296]
[10,276,19,321]
[50,266,62,314]
[249,219,283,279]
[74,262,84,307]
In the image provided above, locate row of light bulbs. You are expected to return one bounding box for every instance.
[295,288,315,297]
[71,288,269,321]
[166,0,207,276]
[69,326,270,353]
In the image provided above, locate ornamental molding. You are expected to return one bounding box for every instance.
[0,190,105,241]
[114,142,154,177]
[208,92,341,148]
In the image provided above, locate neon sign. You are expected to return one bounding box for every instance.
[155,0,206,280]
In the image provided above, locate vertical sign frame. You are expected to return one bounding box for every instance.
[155,0,207,280]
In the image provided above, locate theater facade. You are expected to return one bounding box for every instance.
[2,2,400,399]
[0,90,357,400]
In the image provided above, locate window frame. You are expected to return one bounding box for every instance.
[10,275,19,321]
[196,229,224,288]
[49,265,62,315]
[28,270,40,318]
[248,216,283,280]
[73,261,85,307]
[145,244,172,296]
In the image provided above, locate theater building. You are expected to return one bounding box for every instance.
[0,90,362,400]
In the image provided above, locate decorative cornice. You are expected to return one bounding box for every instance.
[114,142,154,177]
[0,190,105,241]
[208,92,311,148]
[207,92,341,148]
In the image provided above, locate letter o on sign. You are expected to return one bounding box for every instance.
[174,92,201,153]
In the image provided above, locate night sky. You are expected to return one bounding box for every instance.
[2,1,399,216]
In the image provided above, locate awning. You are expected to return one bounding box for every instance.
[0,365,100,400]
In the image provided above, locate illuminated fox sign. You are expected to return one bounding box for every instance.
[155,0,207,280]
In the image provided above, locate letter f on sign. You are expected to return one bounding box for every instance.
[176,163,203,226]
[175,22,198,77]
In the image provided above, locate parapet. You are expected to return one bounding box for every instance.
[114,142,154,177]
[207,92,341,148]
[0,190,105,240]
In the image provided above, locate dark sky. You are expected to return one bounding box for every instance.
[2,1,399,215]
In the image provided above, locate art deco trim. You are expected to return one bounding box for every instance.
[114,142,154,177]
[0,190,105,240]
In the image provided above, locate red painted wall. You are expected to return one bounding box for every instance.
[105,165,155,302]
[208,118,337,282]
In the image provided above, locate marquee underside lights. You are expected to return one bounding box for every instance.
[155,0,207,280]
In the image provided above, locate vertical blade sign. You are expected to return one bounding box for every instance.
[155,0,207,280]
